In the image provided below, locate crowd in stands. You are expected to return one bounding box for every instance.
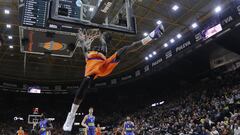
[0,69,240,135]
[115,69,240,135]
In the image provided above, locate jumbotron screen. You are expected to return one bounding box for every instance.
[203,23,223,40]
[28,86,41,94]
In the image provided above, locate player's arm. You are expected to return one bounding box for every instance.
[81,115,89,129]
[131,122,135,131]
[116,24,164,57]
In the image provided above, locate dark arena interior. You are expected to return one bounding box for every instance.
[0,0,240,134]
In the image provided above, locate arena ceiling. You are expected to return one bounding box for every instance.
[0,0,230,83]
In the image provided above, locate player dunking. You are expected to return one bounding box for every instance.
[63,24,164,131]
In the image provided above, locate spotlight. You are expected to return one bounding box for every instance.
[145,57,149,60]
[214,6,222,13]
[191,22,198,28]
[4,9,10,14]
[6,24,11,28]
[9,45,13,49]
[149,54,153,58]
[156,20,162,25]
[8,36,13,39]
[89,7,94,12]
[164,43,168,48]
[172,5,179,11]
[143,32,148,37]
[170,38,175,43]
[76,0,82,7]
[153,51,157,55]
[177,33,182,39]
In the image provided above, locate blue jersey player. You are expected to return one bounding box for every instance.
[81,107,96,135]
[123,116,135,135]
[38,113,53,135]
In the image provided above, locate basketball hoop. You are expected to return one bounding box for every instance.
[77,28,101,50]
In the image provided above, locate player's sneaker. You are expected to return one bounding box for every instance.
[149,24,164,40]
[63,112,76,131]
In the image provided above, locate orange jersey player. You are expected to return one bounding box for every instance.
[63,24,164,132]
[17,127,24,135]
[95,124,102,135]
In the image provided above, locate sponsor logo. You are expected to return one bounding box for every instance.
[121,75,132,81]
[152,58,163,66]
[95,82,107,86]
[195,33,203,42]
[165,50,172,59]
[3,82,17,87]
[111,79,117,84]
[237,5,240,15]
[222,16,233,26]
[144,65,149,72]
[135,70,141,77]
[101,2,112,13]
[49,24,58,29]
[176,41,191,53]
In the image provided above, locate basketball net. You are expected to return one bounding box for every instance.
[77,28,101,50]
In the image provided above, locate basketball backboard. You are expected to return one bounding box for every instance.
[19,26,78,57]
[19,0,136,57]
[49,0,137,34]
[28,114,42,125]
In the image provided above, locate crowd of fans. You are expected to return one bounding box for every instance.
[119,84,240,135]
[114,69,240,135]
[0,69,240,135]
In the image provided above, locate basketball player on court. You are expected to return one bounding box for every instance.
[39,113,53,135]
[63,24,164,131]
[16,127,24,135]
[81,107,96,135]
[123,116,135,135]
[95,124,102,135]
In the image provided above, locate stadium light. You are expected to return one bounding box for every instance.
[9,45,13,49]
[170,38,175,43]
[8,35,13,39]
[191,22,198,29]
[149,54,153,58]
[143,32,148,37]
[4,9,10,14]
[172,5,179,11]
[151,103,157,107]
[159,101,165,105]
[177,33,182,39]
[156,20,162,25]
[151,101,165,107]
[214,6,222,13]
[76,0,82,7]
[164,43,168,48]
[6,24,11,28]
[153,51,157,55]
[145,57,149,60]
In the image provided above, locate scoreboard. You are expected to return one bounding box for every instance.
[55,0,81,20]
[21,0,49,28]
[19,0,137,34]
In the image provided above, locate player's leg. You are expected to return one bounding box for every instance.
[115,40,142,60]
[63,76,93,131]
[115,24,164,60]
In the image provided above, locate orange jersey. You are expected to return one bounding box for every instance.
[85,51,119,79]
[17,130,24,135]
[96,127,101,135]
